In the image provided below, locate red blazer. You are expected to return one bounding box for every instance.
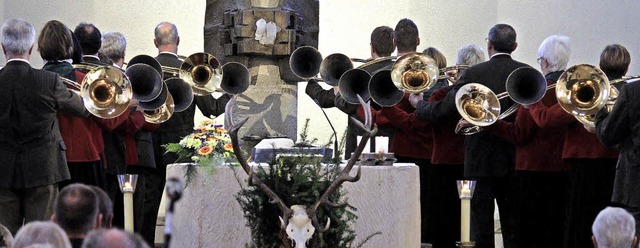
[357,94,432,160]
[58,71,130,162]
[428,86,464,165]
[116,110,147,165]
[528,100,618,159]
[487,84,569,171]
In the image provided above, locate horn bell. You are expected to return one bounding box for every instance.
[221,62,251,95]
[289,46,323,79]
[165,78,194,113]
[125,63,164,102]
[506,67,547,105]
[180,52,223,95]
[338,68,371,104]
[391,52,439,94]
[81,66,133,118]
[143,92,175,124]
[128,54,163,75]
[556,64,610,117]
[137,81,168,110]
[455,83,501,126]
[369,69,404,107]
[319,53,353,86]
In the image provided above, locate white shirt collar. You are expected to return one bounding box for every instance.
[44,59,73,64]
[159,51,179,57]
[7,58,30,64]
[83,55,100,60]
[490,53,511,59]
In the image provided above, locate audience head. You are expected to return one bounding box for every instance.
[487,24,517,54]
[0,223,12,248]
[394,18,419,55]
[457,44,486,66]
[370,26,394,58]
[592,207,637,248]
[422,47,447,69]
[99,32,127,66]
[599,44,630,79]
[82,228,150,248]
[537,34,571,74]
[89,186,113,229]
[52,184,100,237]
[154,21,179,53]
[70,30,83,64]
[1,18,35,58]
[11,221,71,248]
[38,20,74,62]
[74,22,102,55]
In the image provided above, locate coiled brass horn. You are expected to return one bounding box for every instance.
[126,55,164,105]
[391,52,439,94]
[556,64,640,128]
[178,53,223,95]
[71,65,133,119]
[143,86,175,124]
[289,46,373,86]
[455,67,547,133]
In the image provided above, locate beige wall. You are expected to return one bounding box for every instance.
[1,0,639,147]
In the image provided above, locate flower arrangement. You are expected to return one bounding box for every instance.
[164,117,237,186]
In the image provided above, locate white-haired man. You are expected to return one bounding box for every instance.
[592,207,638,248]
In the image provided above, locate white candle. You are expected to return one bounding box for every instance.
[375,136,389,153]
[460,188,471,242]
[356,136,371,154]
[124,192,134,232]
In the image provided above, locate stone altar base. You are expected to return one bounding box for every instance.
[158,163,420,247]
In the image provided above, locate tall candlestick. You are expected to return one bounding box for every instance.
[124,191,134,232]
[460,188,471,242]
[457,180,476,248]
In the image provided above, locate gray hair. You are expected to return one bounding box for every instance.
[538,34,571,72]
[154,22,179,45]
[456,44,486,66]
[592,207,636,248]
[99,32,126,62]
[82,228,150,248]
[1,19,36,57]
[11,221,71,248]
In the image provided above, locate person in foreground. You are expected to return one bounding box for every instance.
[592,207,638,248]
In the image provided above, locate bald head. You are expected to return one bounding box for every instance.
[82,229,149,248]
[154,22,179,53]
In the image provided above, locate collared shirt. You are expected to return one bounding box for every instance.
[7,58,30,64]
[490,52,511,59]
[159,51,179,57]
[44,59,73,64]
[82,55,101,61]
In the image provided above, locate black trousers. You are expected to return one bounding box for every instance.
[563,158,616,248]
[471,175,517,248]
[0,184,58,235]
[428,164,464,248]
[513,170,569,248]
[59,161,106,189]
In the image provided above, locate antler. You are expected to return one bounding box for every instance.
[225,96,292,222]
[307,94,378,232]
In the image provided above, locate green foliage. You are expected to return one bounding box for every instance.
[234,155,357,248]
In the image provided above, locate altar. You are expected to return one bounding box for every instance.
[160,163,420,247]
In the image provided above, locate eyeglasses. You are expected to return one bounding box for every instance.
[536,57,543,64]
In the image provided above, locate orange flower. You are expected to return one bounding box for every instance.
[224,143,234,151]
[198,146,213,156]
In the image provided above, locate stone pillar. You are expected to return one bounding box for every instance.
[204,0,319,152]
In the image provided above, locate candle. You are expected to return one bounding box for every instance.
[460,188,471,242]
[375,136,389,153]
[124,191,134,232]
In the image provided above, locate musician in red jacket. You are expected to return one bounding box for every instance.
[487,35,571,248]
[527,44,626,248]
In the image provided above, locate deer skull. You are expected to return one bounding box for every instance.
[280,205,315,248]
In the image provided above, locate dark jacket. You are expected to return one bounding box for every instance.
[153,52,229,166]
[596,81,640,207]
[0,61,87,188]
[416,54,528,177]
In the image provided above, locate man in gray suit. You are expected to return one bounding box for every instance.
[0,19,88,235]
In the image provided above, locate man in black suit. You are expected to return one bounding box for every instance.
[411,24,526,248]
[142,21,229,245]
[74,23,108,66]
[0,19,88,234]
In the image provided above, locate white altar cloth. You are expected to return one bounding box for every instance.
[162,163,420,247]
